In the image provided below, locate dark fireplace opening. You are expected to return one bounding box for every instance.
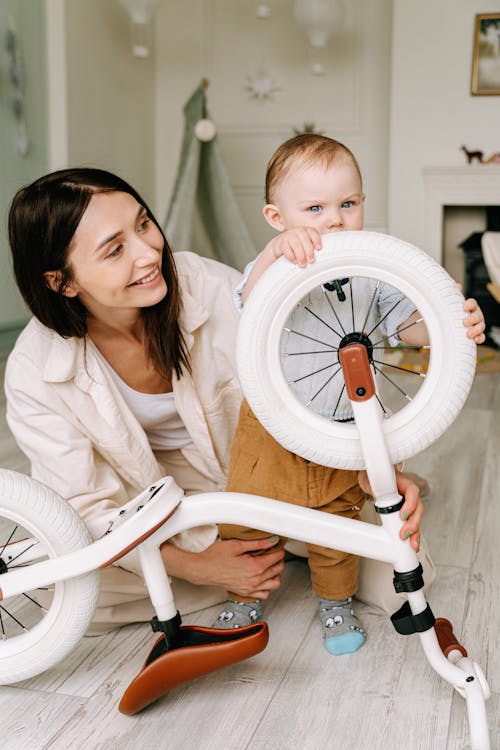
[459,205,500,348]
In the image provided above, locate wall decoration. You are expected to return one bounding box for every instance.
[194,117,217,142]
[471,13,500,95]
[293,122,324,135]
[294,0,344,75]
[5,15,29,156]
[245,68,281,101]
[118,0,161,57]
[255,3,272,19]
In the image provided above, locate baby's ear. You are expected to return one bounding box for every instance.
[263,203,285,232]
[43,270,78,298]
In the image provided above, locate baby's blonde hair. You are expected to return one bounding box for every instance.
[265,133,362,204]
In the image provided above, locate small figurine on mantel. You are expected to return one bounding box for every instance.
[460,145,484,164]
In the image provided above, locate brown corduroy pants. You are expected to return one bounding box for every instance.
[221,400,367,601]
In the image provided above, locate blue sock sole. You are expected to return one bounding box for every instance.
[324,631,365,656]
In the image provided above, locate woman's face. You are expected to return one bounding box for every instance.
[63,191,167,320]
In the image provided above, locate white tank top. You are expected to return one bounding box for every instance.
[103,362,192,451]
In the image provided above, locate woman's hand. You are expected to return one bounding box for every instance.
[357,469,423,552]
[161,536,285,600]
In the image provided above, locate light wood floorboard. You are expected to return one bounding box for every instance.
[0,359,498,749]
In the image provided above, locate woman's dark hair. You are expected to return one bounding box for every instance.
[8,167,190,379]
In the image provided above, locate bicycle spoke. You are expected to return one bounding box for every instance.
[322,288,347,336]
[0,604,28,631]
[372,358,426,377]
[373,365,412,400]
[371,317,423,348]
[330,383,346,420]
[0,609,4,639]
[370,345,429,351]
[375,393,389,416]
[284,327,338,350]
[22,592,47,610]
[6,541,38,567]
[0,525,18,557]
[291,360,341,385]
[349,279,355,330]
[282,349,338,357]
[306,366,343,406]
[361,281,380,333]
[365,296,405,337]
[304,306,342,338]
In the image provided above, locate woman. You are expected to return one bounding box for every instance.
[5,168,425,631]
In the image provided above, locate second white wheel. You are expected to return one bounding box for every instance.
[237,231,476,470]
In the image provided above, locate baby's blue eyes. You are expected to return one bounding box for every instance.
[307,202,355,213]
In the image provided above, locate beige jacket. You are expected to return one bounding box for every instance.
[5,252,243,565]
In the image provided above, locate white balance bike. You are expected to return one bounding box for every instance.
[0,232,491,748]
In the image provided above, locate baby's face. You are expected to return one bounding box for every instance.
[272,159,365,234]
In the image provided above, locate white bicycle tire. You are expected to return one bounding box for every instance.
[237,231,476,470]
[0,469,100,684]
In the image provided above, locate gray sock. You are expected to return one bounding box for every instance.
[319,596,366,655]
[212,599,263,629]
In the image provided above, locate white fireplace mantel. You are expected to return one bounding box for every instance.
[423,166,500,262]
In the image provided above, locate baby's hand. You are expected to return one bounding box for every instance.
[267,227,322,268]
[462,296,485,344]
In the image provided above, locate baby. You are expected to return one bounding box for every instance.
[213,134,485,655]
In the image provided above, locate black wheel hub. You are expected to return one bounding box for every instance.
[337,331,374,363]
[0,557,8,575]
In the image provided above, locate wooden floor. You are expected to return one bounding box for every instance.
[0,360,498,750]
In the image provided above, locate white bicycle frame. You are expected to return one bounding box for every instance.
[0,344,491,750]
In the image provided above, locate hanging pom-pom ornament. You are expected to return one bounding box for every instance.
[256,3,272,18]
[194,118,217,142]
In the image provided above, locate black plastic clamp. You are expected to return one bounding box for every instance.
[375,498,404,514]
[393,563,425,593]
[390,600,435,635]
[151,611,182,649]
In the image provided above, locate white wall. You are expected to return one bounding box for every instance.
[65,0,156,204]
[0,0,49,330]
[3,0,497,336]
[154,0,393,253]
[388,0,500,254]
[0,0,158,336]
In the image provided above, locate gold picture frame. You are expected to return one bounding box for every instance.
[471,13,500,95]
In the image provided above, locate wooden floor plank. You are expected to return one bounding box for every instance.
[0,685,85,750]
[405,408,490,569]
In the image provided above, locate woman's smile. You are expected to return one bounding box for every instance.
[128,267,162,287]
